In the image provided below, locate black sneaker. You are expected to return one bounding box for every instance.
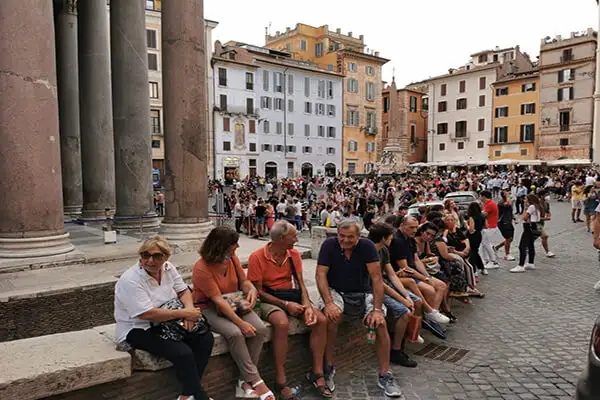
[390,349,418,368]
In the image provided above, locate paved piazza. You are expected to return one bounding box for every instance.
[297,199,598,400]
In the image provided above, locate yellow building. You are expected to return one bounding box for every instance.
[490,69,539,160]
[265,24,388,174]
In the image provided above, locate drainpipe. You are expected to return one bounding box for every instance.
[283,67,290,175]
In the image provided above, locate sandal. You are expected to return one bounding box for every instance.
[448,291,469,298]
[274,382,300,400]
[235,380,258,399]
[467,288,485,298]
[305,372,334,398]
[251,379,275,400]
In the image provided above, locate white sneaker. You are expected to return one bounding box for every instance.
[426,310,450,325]
[594,280,600,291]
[485,262,500,269]
[474,271,479,277]
[524,263,536,270]
[510,265,526,273]
[504,255,516,261]
[546,252,556,258]
[417,335,425,344]
[481,268,489,276]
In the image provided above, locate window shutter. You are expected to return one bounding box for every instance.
[532,103,536,113]
[558,71,563,83]
[263,70,269,91]
[520,125,524,142]
[520,104,525,115]
[569,87,574,100]
[495,108,499,118]
[557,89,563,101]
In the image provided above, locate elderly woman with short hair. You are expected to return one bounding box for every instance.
[193,226,274,400]
[114,236,214,400]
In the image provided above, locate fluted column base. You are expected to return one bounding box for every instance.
[0,233,75,259]
[158,220,213,253]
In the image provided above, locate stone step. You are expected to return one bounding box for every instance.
[0,329,131,400]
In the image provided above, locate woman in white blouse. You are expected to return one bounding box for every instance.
[114,236,214,400]
[510,195,544,273]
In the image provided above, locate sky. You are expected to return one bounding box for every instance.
[205,0,599,87]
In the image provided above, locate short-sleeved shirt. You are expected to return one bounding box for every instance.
[192,256,245,309]
[389,231,417,271]
[497,201,513,226]
[378,246,391,275]
[317,237,379,293]
[527,205,540,222]
[247,244,303,290]
[114,261,188,343]
[482,199,499,228]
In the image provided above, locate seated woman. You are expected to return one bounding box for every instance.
[114,236,214,400]
[429,218,469,299]
[193,226,274,400]
[414,222,457,322]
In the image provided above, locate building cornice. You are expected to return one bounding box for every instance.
[212,56,257,69]
[339,49,389,64]
[254,57,345,78]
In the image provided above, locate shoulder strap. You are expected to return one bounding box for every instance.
[231,256,245,291]
[287,255,300,289]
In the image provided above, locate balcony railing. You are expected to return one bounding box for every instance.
[450,131,469,141]
[560,54,574,63]
[214,105,260,117]
[362,126,377,136]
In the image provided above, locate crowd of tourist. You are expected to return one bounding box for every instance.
[117,166,600,399]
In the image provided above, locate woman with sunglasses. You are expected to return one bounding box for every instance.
[114,236,214,400]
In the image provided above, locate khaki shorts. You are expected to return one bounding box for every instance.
[258,302,287,319]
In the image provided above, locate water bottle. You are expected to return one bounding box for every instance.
[366,327,376,345]
[253,298,262,312]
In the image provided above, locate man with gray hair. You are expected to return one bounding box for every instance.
[315,220,403,397]
[248,221,332,399]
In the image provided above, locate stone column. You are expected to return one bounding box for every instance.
[593,3,600,164]
[159,0,212,248]
[55,0,83,218]
[110,0,160,233]
[78,0,116,219]
[0,0,74,258]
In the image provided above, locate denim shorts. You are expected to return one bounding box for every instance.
[383,291,421,320]
[255,216,265,225]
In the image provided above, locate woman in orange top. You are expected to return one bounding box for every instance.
[266,201,275,232]
[192,226,274,400]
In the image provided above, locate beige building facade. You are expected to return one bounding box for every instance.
[538,28,597,160]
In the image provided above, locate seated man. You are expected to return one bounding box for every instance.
[316,220,403,398]
[368,222,422,367]
[390,216,450,326]
[248,221,332,399]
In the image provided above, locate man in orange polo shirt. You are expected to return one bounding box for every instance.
[248,221,332,399]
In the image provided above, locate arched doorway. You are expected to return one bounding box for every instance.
[301,162,313,178]
[265,161,278,179]
[324,163,336,177]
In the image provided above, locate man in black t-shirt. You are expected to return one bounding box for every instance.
[389,216,449,325]
[316,220,403,397]
[254,199,267,238]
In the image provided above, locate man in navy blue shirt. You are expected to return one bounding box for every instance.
[316,220,403,398]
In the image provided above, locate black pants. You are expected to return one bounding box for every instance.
[235,216,243,233]
[468,231,485,272]
[515,197,524,214]
[127,328,214,399]
[518,223,538,266]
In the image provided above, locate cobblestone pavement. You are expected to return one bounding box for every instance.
[296,200,598,399]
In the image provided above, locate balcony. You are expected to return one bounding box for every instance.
[362,126,377,136]
[214,105,259,118]
[560,54,574,63]
[450,131,469,142]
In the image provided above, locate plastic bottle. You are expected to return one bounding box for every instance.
[366,327,376,344]
[253,298,262,312]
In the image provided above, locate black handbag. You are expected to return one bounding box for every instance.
[151,291,210,341]
[263,257,303,304]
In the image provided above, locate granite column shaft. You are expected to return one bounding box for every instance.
[55,0,83,217]
[110,0,159,232]
[78,0,116,219]
[0,0,74,258]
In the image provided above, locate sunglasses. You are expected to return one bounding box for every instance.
[140,252,165,261]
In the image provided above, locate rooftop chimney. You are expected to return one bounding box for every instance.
[336,28,341,34]
[348,31,353,37]
[276,30,280,36]
[449,68,454,74]
[359,34,364,41]
[286,27,290,32]
[375,51,380,57]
